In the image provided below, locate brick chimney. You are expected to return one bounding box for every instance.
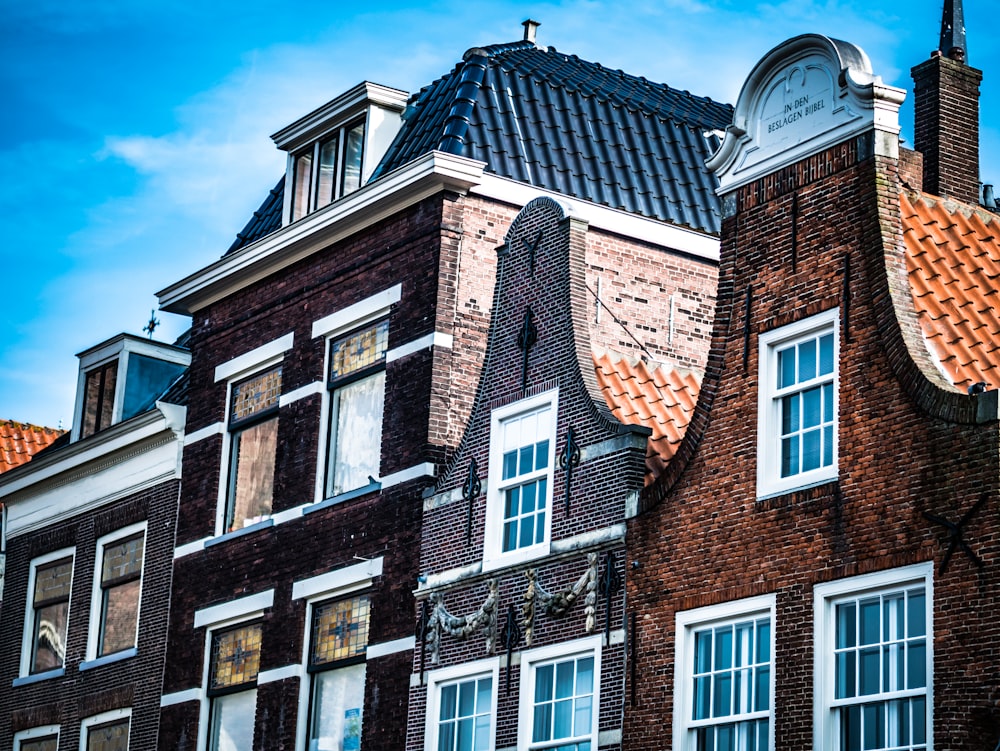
[910,0,982,205]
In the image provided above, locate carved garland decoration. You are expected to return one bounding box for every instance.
[423,578,498,665]
[520,552,598,646]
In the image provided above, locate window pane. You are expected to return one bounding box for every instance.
[798,338,817,381]
[34,558,73,605]
[316,136,339,209]
[230,368,281,424]
[907,593,925,637]
[696,630,712,673]
[802,429,821,472]
[341,122,364,195]
[21,737,58,751]
[329,321,388,381]
[778,346,795,388]
[836,603,857,648]
[228,418,277,532]
[819,333,834,374]
[100,578,141,656]
[781,435,798,478]
[860,599,880,645]
[32,601,69,673]
[102,534,144,585]
[859,647,880,695]
[292,151,312,221]
[754,667,770,712]
[210,624,262,691]
[906,642,926,689]
[535,439,549,470]
[781,394,799,434]
[802,386,822,429]
[83,360,118,437]
[210,689,257,751]
[310,663,366,751]
[715,627,733,670]
[756,621,770,663]
[440,684,457,721]
[310,596,370,667]
[87,719,130,751]
[329,371,385,496]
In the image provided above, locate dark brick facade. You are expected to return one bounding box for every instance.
[625,128,1000,750]
[0,479,180,751]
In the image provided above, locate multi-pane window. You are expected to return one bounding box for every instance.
[86,719,130,751]
[436,675,493,751]
[82,360,118,438]
[291,120,366,221]
[815,566,931,751]
[226,366,282,533]
[326,321,388,498]
[208,623,262,751]
[498,405,553,554]
[97,532,144,656]
[307,595,370,751]
[758,311,838,497]
[29,556,73,673]
[528,654,596,751]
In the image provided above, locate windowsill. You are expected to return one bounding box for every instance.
[13,668,64,687]
[205,518,275,547]
[306,481,382,514]
[756,472,838,502]
[79,647,138,672]
[482,542,551,573]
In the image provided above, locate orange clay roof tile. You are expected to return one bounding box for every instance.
[0,420,65,474]
[593,349,701,485]
[902,190,1000,392]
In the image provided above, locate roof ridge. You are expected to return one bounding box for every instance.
[908,188,1000,226]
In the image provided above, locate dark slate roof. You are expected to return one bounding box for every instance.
[227,39,733,253]
[227,176,285,254]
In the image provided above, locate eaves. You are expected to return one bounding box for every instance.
[157,151,488,315]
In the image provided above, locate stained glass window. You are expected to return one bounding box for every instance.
[210,623,262,692]
[310,595,370,668]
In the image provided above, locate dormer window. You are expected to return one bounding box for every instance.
[290,119,366,221]
[73,334,189,443]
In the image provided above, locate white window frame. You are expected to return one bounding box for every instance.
[517,634,601,751]
[425,657,500,751]
[757,308,839,498]
[287,116,368,222]
[813,563,933,751]
[79,708,131,751]
[483,389,558,570]
[86,521,147,663]
[20,547,75,678]
[673,594,776,751]
[13,725,60,750]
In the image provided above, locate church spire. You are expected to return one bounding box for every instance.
[939,0,967,62]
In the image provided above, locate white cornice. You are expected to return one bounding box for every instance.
[157,151,488,315]
[471,173,720,261]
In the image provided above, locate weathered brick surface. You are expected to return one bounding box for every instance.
[0,481,179,751]
[626,136,1000,749]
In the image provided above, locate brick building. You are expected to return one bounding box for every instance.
[0,333,189,750]
[625,12,1000,751]
[152,22,731,751]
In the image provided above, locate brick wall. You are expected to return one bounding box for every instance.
[625,136,1000,749]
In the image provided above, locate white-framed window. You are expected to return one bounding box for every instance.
[674,595,775,751]
[13,725,59,751]
[224,365,282,533]
[206,621,262,751]
[81,358,119,438]
[484,390,557,568]
[814,563,933,751]
[518,635,600,751]
[290,119,366,222]
[425,658,499,751]
[21,547,75,677]
[80,708,131,751]
[324,320,388,499]
[87,522,146,661]
[757,308,838,498]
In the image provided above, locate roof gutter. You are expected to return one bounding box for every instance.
[157,151,487,315]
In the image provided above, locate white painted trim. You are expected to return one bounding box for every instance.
[158,152,485,315]
[20,547,75,678]
[173,537,211,559]
[385,331,453,363]
[214,332,294,383]
[291,557,384,601]
[380,462,436,489]
[813,562,934,751]
[13,724,60,749]
[184,422,224,446]
[517,635,602,751]
[258,664,301,685]
[473,173,720,261]
[279,381,324,407]
[673,594,776,751]
[366,635,415,659]
[160,688,201,707]
[270,505,305,525]
[79,707,131,751]
[483,390,558,571]
[756,308,839,499]
[85,521,147,663]
[193,589,275,630]
[425,657,501,751]
[311,284,402,340]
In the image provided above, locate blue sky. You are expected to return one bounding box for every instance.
[2,0,997,429]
